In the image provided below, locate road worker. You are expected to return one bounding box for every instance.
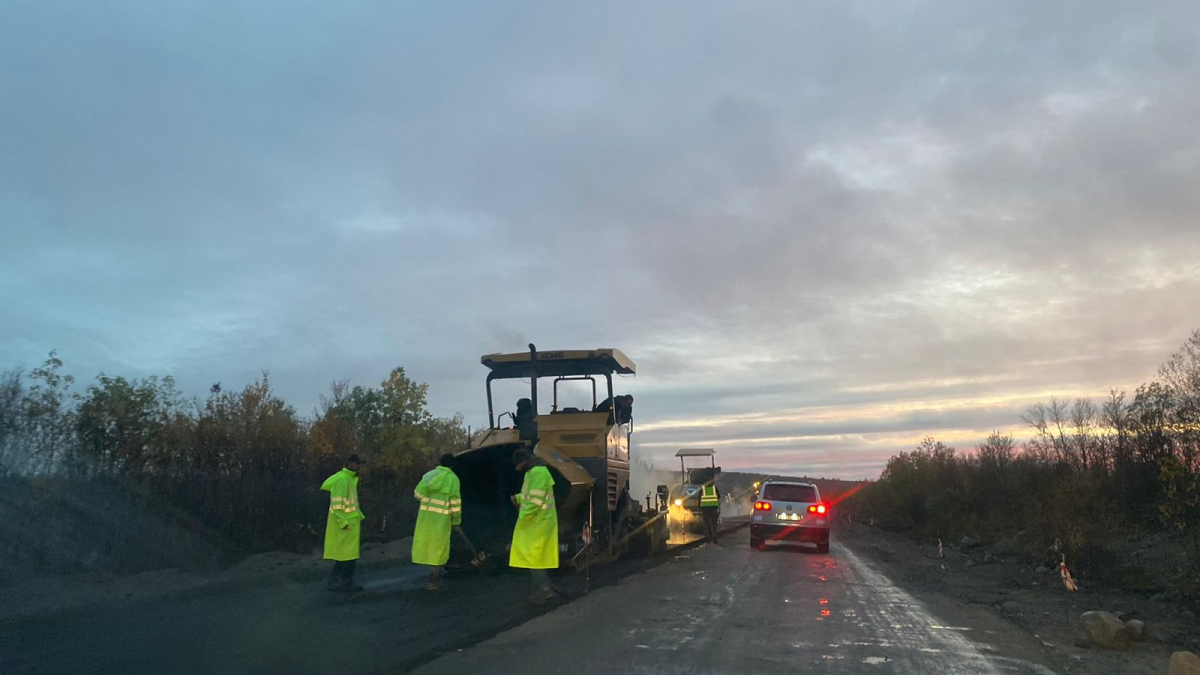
[515,397,536,441]
[321,454,366,592]
[700,477,721,544]
[510,449,558,605]
[412,453,462,591]
[593,394,634,425]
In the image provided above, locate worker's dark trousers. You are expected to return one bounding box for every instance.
[702,509,719,542]
[530,569,551,591]
[330,559,357,583]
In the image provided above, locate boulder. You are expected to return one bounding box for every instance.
[1125,619,1145,642]
[1081,611,1131,651]
[959,536,982,549]
[1170,652,1200,675]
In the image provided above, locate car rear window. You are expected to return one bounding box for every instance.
[762,484,817,503]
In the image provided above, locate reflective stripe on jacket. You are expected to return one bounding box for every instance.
[411,466,462,566]
[321,468,364,561]
[700,484,720,508]
[509,464,558,570]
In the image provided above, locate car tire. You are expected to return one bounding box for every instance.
[817,541,829,554]
[749,536,763,550]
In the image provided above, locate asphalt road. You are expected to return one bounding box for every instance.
[0,533,708,675]
[415,527,1059,675]
[2,522,1064,675]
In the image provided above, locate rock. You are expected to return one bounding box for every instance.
[1125,619,1145,641]
[1002,601,1023,615]
[960,536,982,549]
[994,538,1020,556]
[964,559,976,567]
[1081,611,1131,651]
[1036,566,1051,574]
[983,553,996,564]
[1170,652,1200,675]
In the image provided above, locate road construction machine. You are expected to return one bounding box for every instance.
[668,448,721,534]
[451,345,669,568]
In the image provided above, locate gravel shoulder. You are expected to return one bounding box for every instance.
[836,521,1200,675]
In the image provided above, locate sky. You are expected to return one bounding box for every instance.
[2,1,1198,479]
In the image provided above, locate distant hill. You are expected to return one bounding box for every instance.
[716,471,866,503]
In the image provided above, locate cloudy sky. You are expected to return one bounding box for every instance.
[3,1,1198,478]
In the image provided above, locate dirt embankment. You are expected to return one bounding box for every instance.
[0,474,236,582]
[0,471,418,624]
[0,536,414,625]
[839,521,1200,675]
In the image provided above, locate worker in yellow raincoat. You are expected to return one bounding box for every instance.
[412,454,462,591]
[510,449,558,605]
[321,454,365,592]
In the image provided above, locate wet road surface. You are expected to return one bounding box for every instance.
[0,536,708,675]
[415,527,1059,675]
[1,522,1060,675]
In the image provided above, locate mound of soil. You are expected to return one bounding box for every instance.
[0,474,235,582]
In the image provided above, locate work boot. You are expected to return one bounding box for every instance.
[423,580,448,591]
[527,586,556,606]
[329,577,363,592]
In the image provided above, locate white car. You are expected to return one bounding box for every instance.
[750,480,830,553]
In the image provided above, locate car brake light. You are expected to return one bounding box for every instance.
[754,501,771,511]
[807,503,829,515]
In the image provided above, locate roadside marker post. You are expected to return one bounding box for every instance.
[1059,557,1079,592]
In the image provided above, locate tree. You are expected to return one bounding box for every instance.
[16,352,77,475]
[1022,397,1073,466]
[1160,329,1200,425]
[977,431,1016,470]
[0,369,23,474]
[75,374,182,477]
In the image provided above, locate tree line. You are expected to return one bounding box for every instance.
[844,329,1200,597]
[0,356,466,553]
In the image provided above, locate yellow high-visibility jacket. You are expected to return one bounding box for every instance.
[509,465,558,569]
[321,468,364,561]
[411,466,462,566]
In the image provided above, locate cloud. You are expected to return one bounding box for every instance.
[2,0,1198,478]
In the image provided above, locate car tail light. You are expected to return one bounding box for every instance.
[754,501,771,511]
[807,503,829,515]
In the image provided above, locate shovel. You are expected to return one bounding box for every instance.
[455,527,496,575]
